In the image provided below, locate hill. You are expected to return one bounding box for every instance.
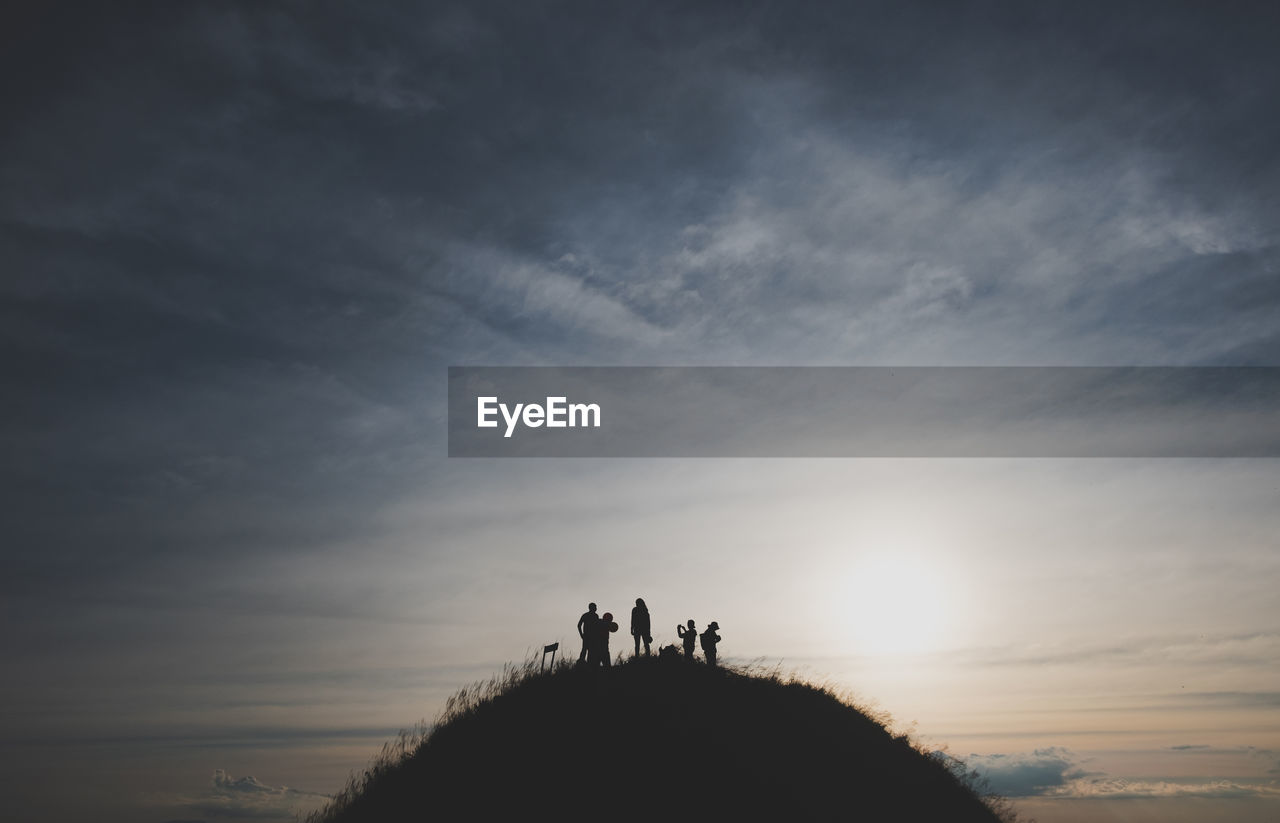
[309,655,1017,822]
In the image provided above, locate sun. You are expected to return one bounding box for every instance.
[839,551,951,656]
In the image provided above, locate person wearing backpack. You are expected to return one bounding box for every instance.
[699,621,721,667]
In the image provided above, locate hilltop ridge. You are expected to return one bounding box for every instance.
[310,655,1015,822]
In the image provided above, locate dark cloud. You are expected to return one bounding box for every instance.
[968,748,1280,799]
[5,2,1279,573]
[965,747,1090,797]
[6,1,1280,587]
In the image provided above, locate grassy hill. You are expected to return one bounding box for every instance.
[309,655,1017,821]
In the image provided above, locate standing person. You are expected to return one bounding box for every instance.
[676,619,697,660]
[700,621,722,667]
[577,603,599,663]
[631,598,652,656]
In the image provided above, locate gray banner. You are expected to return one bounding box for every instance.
[447,367,1280,457]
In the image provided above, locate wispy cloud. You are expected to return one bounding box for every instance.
[1061,777,1280,800]
[960,631,1280,669]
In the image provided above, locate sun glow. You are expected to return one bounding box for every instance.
[839,551,953,656]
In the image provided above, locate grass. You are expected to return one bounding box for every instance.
[307,653,1022,822]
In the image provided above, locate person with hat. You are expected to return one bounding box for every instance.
[699,621,722,667]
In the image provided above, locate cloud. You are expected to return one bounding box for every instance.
[964,631,1280,669]
[1063,777,1280,800]
[968,748,1280,800]
[965,747,1091,797]
[171,770,328,821]
[1164,745,1280,776]
[7,1,1280,603]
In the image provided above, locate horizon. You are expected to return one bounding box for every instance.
[3,2,1279,822]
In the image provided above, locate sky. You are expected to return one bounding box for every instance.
[2,1,1279,821]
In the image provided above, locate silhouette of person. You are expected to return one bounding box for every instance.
[592,611,617,667]
[700,621,721,667]
[577,603,599,663]
[631,597,652,656]
[676,619,697,660]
